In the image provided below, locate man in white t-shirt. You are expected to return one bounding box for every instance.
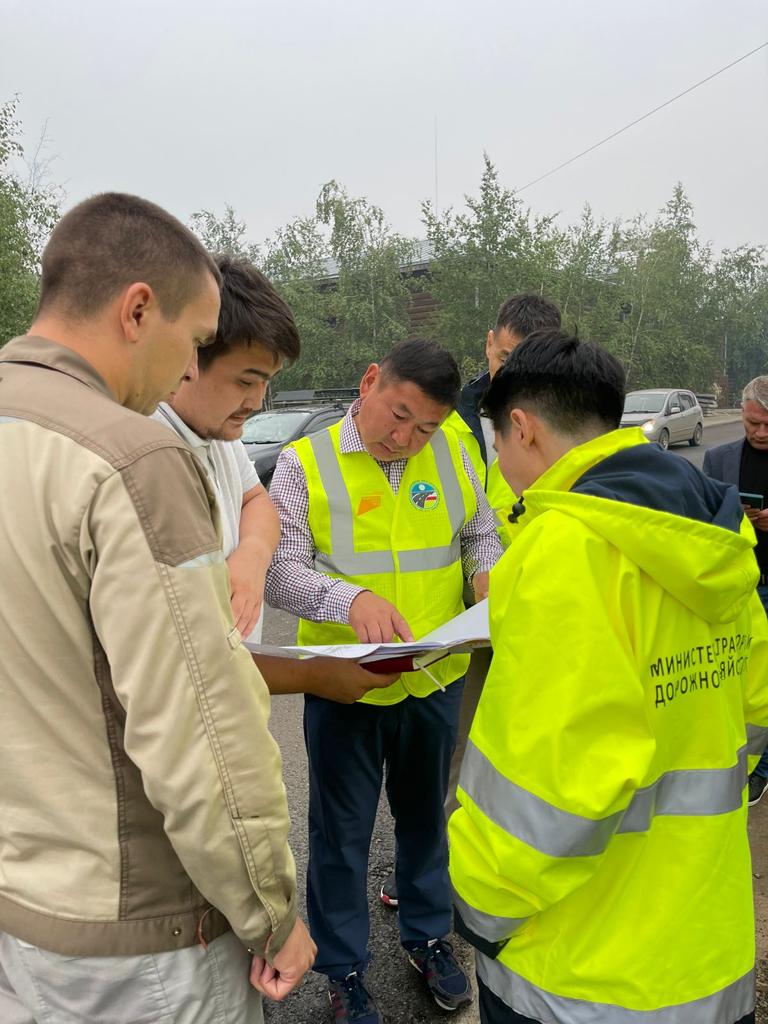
[158,254,395,703]
[154,399,271,641]
[154,255,290,644]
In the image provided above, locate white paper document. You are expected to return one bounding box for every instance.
[244,599,490,665]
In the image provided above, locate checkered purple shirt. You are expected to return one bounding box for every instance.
[265,400,503,623]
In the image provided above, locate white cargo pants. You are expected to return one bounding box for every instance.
[0,929,263,1023]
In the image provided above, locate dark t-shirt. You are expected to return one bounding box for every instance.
[740,441,768,574]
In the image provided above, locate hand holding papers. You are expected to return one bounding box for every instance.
[244,600,490,673]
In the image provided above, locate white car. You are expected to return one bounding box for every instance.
[620,389,703,450]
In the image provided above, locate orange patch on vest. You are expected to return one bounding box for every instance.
[357,494,382,516]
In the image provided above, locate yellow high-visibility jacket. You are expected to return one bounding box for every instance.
[449,427,768,1023]
[292,421,476,705]
[444,409,516,545]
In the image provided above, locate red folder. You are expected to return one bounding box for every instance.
[362,655,419,674]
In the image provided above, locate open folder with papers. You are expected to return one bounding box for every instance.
[244,599,490,673]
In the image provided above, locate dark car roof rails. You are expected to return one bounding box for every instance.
[270,388,359,408]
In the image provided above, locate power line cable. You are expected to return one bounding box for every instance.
[517,41,768,193]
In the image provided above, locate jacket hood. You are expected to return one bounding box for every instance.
[518,429,757,624]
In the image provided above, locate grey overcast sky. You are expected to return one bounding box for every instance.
[3,0,767,252]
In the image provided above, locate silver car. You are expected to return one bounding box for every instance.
[620,389,703,450]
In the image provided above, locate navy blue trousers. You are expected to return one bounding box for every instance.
[478,979,756,1024]
[304,679,464,978]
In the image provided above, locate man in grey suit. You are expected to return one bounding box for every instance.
[703,375,768,804]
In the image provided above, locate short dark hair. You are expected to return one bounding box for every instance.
[495,293,561,338]
[198,255,300,371]
[37,193,220,321]
[379,339,461,408]
[483,329,626,435]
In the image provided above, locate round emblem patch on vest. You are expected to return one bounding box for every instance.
[410,481,440,510]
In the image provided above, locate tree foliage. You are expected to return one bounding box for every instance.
[3,103,766,398]
[194,183,416,390]
[189,204,261,264]
[424,163,767,395]
[313,180,415,382]
[0,96,60,344]
[263,214,337,389]
[422,154,561,374]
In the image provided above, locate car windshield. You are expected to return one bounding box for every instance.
[623,393,667,415]
[241,411,309,444]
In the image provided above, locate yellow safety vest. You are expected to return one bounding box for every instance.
[444,410,516,546]
[485,460,516,545]
[444,410,485,484]
[449,428,768,1022]
[292,421,476,705]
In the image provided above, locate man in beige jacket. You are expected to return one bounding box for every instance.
[0,192,315,1023]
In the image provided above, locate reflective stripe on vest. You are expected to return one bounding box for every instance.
[477,955,754,1024]
[746,722,768,756]
[460,739,748,859]
[452,888,530,942]
[309,428,465,576]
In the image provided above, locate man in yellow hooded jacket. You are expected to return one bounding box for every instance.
[449,329,768,1024]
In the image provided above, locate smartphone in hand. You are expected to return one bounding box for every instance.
[739,491,764,510]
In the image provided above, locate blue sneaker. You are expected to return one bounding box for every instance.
[328,972,382,1023]
[407,938,472,1011]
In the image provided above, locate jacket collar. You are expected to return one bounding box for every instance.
[460,370,491,410]
[457,370,491,464]
[0,335,115,400]
[724,438,745,486]
[338,398,370,456]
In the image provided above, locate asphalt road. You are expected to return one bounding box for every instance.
[671,414,742,468]
[262,414,745,1024]
[261,610,462,1024]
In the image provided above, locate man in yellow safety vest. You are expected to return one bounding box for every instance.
[266,339,503,1023]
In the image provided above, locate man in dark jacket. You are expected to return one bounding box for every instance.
[703,375,768,805]
[455,294,562,489]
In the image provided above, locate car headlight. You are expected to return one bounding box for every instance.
[640,420,656,433]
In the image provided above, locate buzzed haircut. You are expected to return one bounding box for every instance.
[198,256,300,372]
[483,329,626,436]
[37,192,221,321]
[379,339,461,408]
[495,293,561,339]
